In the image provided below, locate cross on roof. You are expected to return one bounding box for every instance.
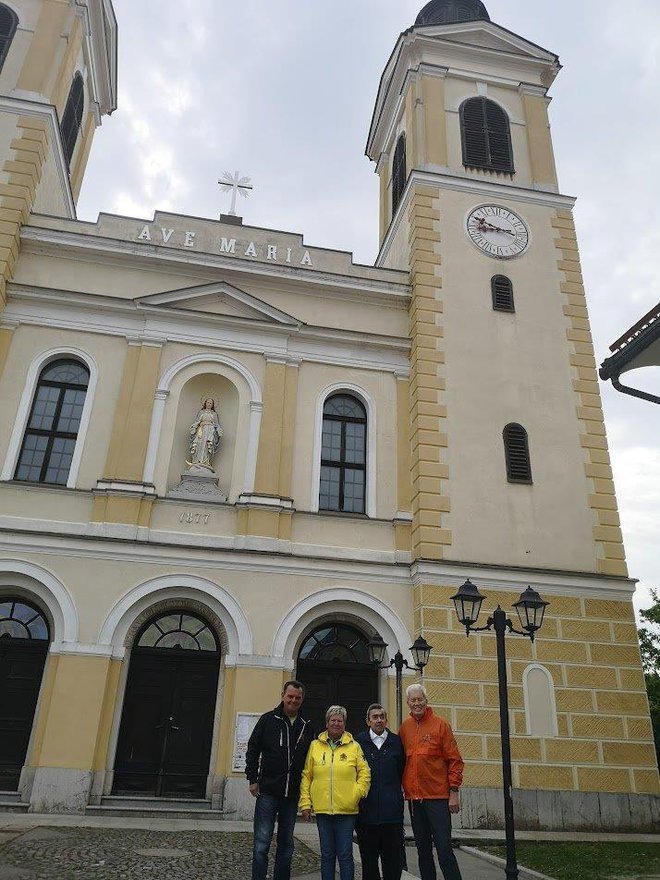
[218,171,253,217]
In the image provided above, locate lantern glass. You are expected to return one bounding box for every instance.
[410,636,432,671]
[368,634,389,667]
[450,579,486,628]
[513,587,549,634]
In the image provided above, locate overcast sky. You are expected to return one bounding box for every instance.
[78,0,659,616]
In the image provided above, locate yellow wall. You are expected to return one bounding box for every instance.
[415,584,659,795]
[31,654,113,771]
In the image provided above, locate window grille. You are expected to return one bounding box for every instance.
[461,97,514,173]
[0,599,49,641]
[319,394,367,514]
[14,359,89,486]
[491,275,515,312]
[503,423,532,483]
[136,611,219,653]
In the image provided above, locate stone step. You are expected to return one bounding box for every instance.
[86,804,223,820]
[86,797,222,820]
[0,794,29,813]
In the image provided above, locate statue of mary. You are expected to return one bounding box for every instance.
[187,398,223,471]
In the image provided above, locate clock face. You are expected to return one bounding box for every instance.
[466,205,529,259]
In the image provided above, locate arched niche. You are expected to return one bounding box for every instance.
[149,358,257,502]
[166,373,239,496]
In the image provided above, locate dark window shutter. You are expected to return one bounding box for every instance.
[392,134,407,215]
[60,73,85,168]
[491,275,515,312]
[0,4,18,72]
[503,424,532,483]
[461,97,514,174]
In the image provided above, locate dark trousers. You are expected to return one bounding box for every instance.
[356,822,403,880]
[251,793,298,880]
[409,800,462,880]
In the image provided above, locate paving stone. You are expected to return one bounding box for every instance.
[0,826,322,879]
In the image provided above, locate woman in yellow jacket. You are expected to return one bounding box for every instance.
[300,705,371,880]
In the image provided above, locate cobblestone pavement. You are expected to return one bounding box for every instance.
[0,826,322,880]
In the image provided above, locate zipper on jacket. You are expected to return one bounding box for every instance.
[330,746,335,813]
[284,720,291,797]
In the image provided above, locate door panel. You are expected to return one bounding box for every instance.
[297,660,378,738]
[0,642,48,790]
[113,650,220,798]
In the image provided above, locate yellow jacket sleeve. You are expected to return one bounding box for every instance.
[355,744,371,800]
[298,743,314,811]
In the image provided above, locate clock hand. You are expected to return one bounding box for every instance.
[479,220,515,236]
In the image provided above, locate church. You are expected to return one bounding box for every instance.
[0,0,657,828]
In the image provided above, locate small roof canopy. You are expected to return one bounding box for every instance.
[600,302,660,405]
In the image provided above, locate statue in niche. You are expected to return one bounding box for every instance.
[187,397,223,471]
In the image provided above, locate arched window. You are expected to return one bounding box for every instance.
[492,275,515,312]
[0,4,18,72]
[14,359,90,486]
[392,133,407,215]
[0,598,50,641]
[319,394,367,514]
[460,97,514,174]
[136,611,219,653]
[503,423,532,484]
[60,72,84,167]
[299,624,371,663]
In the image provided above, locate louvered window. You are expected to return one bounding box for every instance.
[460,97,514,174]
[492,275,515,312]
[503,424,532,484]
[60,72,84,168]
[392,134,407,215]
[0,4,17,73]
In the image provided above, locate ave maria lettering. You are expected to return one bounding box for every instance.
[136,225,313,267]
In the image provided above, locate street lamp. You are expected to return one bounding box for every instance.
[368,635,433,728]
[450,579,549,880]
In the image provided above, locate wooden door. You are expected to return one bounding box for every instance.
[113,650,220,798]
[0,639,48,790]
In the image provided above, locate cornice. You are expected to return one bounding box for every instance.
[376,169,575,267]
[19,226,411,303]
[73,0,118,115]
[0,97,75,218]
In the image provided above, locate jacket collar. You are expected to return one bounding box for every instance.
[319,730,353,746]
[409,706,434,723]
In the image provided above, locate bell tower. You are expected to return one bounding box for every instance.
[0,0,117,311]
[368,1,658,805]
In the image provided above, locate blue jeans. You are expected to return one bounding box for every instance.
[251,793,299,880]
[409,800,462,880]
[316,814,357,880]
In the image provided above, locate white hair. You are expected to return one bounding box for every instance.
[406,683,427,700]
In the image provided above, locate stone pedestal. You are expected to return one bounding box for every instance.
[168,466,227,503]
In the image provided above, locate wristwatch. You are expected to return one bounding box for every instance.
[449,787,459,793]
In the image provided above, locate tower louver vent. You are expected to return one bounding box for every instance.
[492,275,515,312]
[461,97,514,174]
[503,424,532,483]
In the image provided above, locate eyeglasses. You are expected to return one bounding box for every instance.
[408,698,427,705]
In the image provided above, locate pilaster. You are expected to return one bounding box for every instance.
[0,324,15,377]
[521,88,558,191]
[242,357,299,538]
[17,0,71,97]
[408,185,451,560]
[553,210,628,577]
[422,73,448,167]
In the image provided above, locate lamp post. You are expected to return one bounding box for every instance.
[368,635,433,728]
[450,579,549,880]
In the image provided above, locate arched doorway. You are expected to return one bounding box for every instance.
[296,623,378,737]
[0,598,50,790]
[113,610,221,798]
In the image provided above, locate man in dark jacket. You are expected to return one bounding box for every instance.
[356,703,405,880]
[246,680,314,880]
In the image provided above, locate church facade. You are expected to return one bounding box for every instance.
[0,0,657,827]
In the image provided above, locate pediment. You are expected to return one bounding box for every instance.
[136,281,301,327]
[426,22,558,62]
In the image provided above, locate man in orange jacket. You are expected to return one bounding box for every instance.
[399,683,464,880]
